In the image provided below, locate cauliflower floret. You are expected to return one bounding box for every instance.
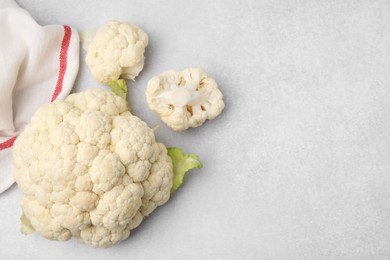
[85,21,149,84]
[13,88,173,248]
[145,68,224,131]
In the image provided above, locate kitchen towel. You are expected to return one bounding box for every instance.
[0,0,79,193]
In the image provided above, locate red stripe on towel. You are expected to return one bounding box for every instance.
[0,136,17,150]
[51,25,72,101]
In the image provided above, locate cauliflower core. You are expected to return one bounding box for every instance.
[13,89,173,248]
[146,68,224,131]
[85,21,149,84]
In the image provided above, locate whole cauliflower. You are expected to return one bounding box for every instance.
[13,89,173,248]
[145,68,224,131]
[85,21,148,84]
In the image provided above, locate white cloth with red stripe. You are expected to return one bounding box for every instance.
[0,0,79,193]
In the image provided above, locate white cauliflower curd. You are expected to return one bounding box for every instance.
[146,68,224,131]
[85,21,148,84]
[13,89,173,248]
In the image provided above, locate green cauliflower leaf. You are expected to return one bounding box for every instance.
[109,79,129,109]
[168,147,203,193]
[20,212,34,235]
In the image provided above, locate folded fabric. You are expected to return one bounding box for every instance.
[0,0,79,193]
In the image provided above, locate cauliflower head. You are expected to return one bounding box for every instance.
[85,21,149,84]
[145,68,224,131]
[13,89,173,248]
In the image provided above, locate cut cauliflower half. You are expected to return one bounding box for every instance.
[13,89,172,248]
[85,21,149,84]
[145,68,224,131]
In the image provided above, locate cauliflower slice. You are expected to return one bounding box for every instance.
[145,68,224,131]
[85,21,148,84]
[13,89,173,248]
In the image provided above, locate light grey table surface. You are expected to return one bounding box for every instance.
[1,0,390,259]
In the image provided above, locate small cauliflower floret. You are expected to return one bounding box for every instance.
[13,88,173,248]
[146,68,224,131]
[85,20,149,84]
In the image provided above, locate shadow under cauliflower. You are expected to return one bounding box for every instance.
[13,89,173,248]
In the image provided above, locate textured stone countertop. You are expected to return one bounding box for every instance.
[1,0,390,259]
